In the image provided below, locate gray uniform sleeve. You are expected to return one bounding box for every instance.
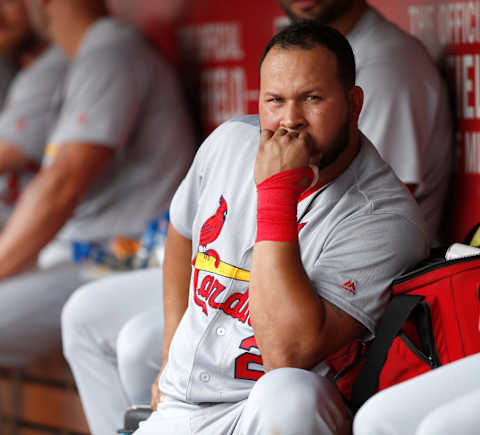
[48,51,148,152]
[308,213,429,337]
[170,121,231,239]
[170,142,211,240]
[0,48,66,162]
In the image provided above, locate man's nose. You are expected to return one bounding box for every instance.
[280,101,306,131]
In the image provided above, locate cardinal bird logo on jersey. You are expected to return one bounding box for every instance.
[193,196,229,315]
[198,195,228,266]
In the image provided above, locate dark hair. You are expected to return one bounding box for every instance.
[259,20,356,90]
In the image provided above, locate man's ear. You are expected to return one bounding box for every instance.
[348,85,364,124]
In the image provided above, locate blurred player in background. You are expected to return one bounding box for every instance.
[0,0,62,223]
[0,0,195,377]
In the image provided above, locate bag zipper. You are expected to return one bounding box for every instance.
[419,302,442,368]
[398,332,439,368]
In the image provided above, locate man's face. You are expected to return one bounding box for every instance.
[278,0,353,24]
[259,45,358,170]
[0,0,31,53]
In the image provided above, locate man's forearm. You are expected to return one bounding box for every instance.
[0,141,32,173]
[0,142,114,279]
[249,241,327,371]
[250,240,367,372]
[151,224,191,408]
[0,167,79,278]
[161,224,192,362]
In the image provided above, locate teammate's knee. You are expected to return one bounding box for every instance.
[116,318,148,368]
[416,414,447,435]
[61,283,101,358]
[415,398,477,435]
[116,308,163,369]
[353,393,394,435]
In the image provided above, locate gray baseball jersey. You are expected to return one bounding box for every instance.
[159,115,429,404]
[0,46,66,162]
[348,7,452,241]
[44,18,196,241]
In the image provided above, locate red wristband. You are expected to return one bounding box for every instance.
[256,167,314,243]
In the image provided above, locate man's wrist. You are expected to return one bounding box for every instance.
[256,167,314,243]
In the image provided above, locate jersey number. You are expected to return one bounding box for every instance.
[234,335,265,381]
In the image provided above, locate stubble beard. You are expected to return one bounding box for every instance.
[314,115,350,171]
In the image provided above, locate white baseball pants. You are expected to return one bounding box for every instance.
[61,268,164,435]
[353,352,480,435]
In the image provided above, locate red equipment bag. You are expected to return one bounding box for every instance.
[345,254,480,414]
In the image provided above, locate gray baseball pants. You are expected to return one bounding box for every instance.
[135,367,352,435]
[0,240,88,367]
[61,268,164,435]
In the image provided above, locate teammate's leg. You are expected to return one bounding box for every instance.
[61,268,163,435]
[0,262,87,367]
[353,352,480,435]
[235,367,352,435]
[117,307,163,405]
[416,386,480,435]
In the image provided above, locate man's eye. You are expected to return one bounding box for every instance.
[267,97,283,104]
[306,95,322,102]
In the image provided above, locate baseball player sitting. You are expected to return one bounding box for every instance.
[0,0,195,368]
[0,0,33,107]
[61,1,453,433]
[0,0,66,224]
[126,21,428,435]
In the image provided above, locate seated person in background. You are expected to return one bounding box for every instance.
[0,0,195,368]
[131,21,427,434]
[0,0,35,105]
[61,1,452,433]
[0,0,64,223]
[279,0,452,243]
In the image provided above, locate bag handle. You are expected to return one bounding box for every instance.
[349,294,424,414]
